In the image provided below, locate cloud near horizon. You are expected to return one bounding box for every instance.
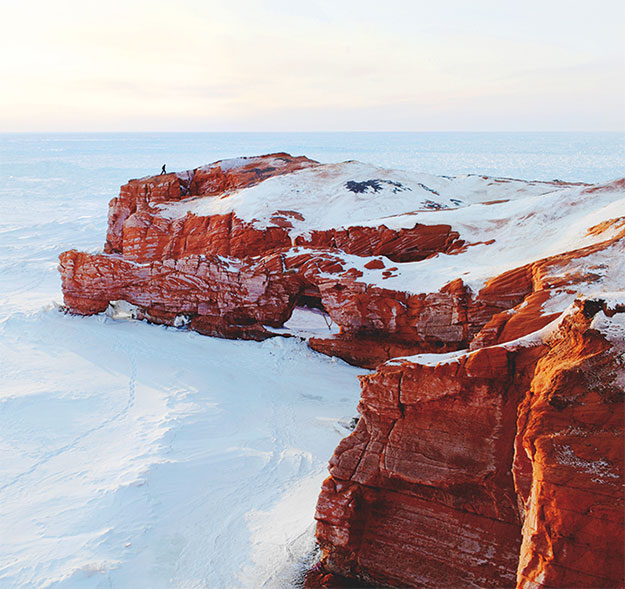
[1,0,624,131]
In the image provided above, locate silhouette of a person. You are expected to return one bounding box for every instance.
[161,164,167,174]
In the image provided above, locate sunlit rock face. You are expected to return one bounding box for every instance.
[59,155,624,588]
[513,298,624,589]
[313,298,624,588]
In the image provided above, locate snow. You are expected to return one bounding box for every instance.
[591,307,625,393]
[158,161,625,295]
[198,154,306,175]
[159,162,560,237]
[266,306,340,339]
[0,141,370,588]
[590,298,625,346]
[341,179,625,294]
[215,156,264,172]
[388,349,467,367]
[0,309,365,588]
[554,444,619,482]
[598,291,625,312]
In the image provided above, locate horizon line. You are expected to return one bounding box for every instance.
[2,130,624,135]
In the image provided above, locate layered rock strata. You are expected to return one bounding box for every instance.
[59,155,624,587]
[313,298,624,588]
[59,154,625,369]
[513,298,624,588]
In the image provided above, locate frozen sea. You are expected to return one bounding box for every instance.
[0,132,623,588]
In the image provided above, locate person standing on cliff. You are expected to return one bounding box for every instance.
[161,164,166,174]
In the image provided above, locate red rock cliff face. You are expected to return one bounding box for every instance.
[62,153,554,367]
[513,299,624,588]
[59,157,624,588]
[61,155,624,369]
[59,249,302,339]
[312,299,624,588]
[104,153,317,254]
[62,235,620,369]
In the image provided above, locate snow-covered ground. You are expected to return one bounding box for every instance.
[0,135,371,588]
[1,132,623,588]
[162,158,624,296]
[161,160,563,231]
[0,309,363,588]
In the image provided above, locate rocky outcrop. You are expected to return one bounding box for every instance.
[62,154,496,365]
[58,247,479,362]
[61,235,623,369]
[104,153,317,254]
[312,298,624,588]
[293,223,463,263]
[314,343,540,587]
[60,154,624,370]
[104,154,464,266]
[117,208,463,265]
[59,249,301,340]
[59,155,624,588]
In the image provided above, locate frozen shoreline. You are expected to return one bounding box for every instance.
[1,132,622,587]
[0,307,365,587]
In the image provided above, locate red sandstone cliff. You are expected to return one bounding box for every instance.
[59,154,625,368]
[514,299,624,588]
[58,155,625,588]
[311,298,624,588]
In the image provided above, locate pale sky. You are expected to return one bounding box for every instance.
[1,0,624,131]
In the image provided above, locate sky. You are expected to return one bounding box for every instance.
[1,0,624,132]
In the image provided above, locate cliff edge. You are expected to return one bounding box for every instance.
[312,297,624,588]
[58,155,624,587]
